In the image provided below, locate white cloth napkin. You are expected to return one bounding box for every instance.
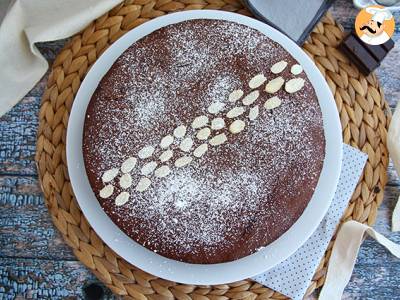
[0,0,122,117]
[253,144,368,300]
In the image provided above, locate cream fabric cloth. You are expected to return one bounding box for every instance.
[319,220,400,299]
[1,2,400,298]
[389,102,400,232]
[0,0,122,116]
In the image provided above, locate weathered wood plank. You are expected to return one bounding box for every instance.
[344,238,400,299]
[343,259,400,299]
[0,176,75,260]
[0,257,117,299]
[375,44,400,110]
[0,97,39,176]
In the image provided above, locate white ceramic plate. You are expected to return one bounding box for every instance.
[67,10,343,285]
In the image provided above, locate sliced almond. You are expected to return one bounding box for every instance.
[136,177,151,192]
[226,106,245,118]
[207,102,225,114]
[285,78,305,93]
[121,157,137,173]
[102,168,119,182]
[138,145,155,159]
[264,96,282,110]
[193,143,208,158]
[271,60,288,74]
[160,135,174,149]
[265,77,284,94]
[191,115,209,129]
[196,127,211,140]
[115,192,130,206]
[155,165,171,178]
[291,64,303,75]
[229,120,246,134]
[173,125,186,138]
[180,137,193,152]
[209,133,227,146]
[119,173,132,189]
[228,89,244,102]
[211,117,225,130]
[242,90,260,106]
[159,149,173,162]
[175,156,193,168]
[99,184,114,198]
[249,74,267,89]
[141,161,157,176]
[249,105,259,121]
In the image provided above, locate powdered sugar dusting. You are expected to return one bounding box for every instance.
[83,19,325,263]
[133,166,261,250]
[131,91,166,129]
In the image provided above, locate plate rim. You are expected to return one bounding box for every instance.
[66,10,343,285]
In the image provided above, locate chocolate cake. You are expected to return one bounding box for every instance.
[83,19,325,264]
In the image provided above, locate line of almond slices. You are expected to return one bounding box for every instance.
[99,60,304,206]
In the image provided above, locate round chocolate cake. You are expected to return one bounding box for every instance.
[83,19,325,264]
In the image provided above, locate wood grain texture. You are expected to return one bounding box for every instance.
[0,0,399,298]
[0,176,75,260]
[0,258,116,299]
[0,97,39,176]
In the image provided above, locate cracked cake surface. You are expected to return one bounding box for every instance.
[83,19,326,264]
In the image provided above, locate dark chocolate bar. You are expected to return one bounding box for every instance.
[339,31,394,76]
[381,38,395,52]
[365,44,387,61]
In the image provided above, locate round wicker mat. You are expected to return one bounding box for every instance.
[35,1,391,298]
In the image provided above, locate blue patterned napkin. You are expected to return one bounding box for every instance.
[253,144,368,300]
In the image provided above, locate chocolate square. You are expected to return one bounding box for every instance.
[339,32,394,76]
[339,33,380,75]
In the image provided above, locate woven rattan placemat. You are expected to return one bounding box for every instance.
[35,1,391,298]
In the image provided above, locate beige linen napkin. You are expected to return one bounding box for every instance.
[0,0,122,116]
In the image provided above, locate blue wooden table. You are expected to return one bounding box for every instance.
[0,1,400,299]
